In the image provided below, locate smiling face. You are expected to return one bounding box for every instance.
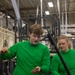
[58,39,68,52]
[29,33,41,45]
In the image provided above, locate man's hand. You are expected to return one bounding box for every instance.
[31,66,41,74]
[0,47,8,54]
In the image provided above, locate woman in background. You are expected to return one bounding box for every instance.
[51,35,75,75]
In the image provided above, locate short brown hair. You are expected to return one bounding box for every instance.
[29,24,44,35]
[57,35,71,48]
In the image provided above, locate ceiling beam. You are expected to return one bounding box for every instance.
[0,10,15,19]
[6,7,36,11]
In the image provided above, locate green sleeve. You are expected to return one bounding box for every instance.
[41,47,50,74]
[0,43,18,60]
[0,50,12,60]
[51,55,60,75]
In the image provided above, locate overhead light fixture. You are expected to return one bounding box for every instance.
[7,16,10,18]
[72,37,75,39]
[48,2,53,7]
[22,23,26,27]
[45,11,50,15]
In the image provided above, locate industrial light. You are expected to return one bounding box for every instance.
[22,23,26,27]
[72,37,75,39]
[48,2,53,7]
[45,11,50,15]
[7,16,10,18]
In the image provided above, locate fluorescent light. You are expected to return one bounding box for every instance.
[7,16,10,18]
[45,11,50,15]
[72,37,75,39]
[48,2,53,7]
[22,23,26,27]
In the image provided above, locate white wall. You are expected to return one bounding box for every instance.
[0,27,15,50]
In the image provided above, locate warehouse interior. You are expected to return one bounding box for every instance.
[0,0,75,75]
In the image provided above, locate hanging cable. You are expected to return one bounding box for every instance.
[40,0,44,26]
[35,6,39,24]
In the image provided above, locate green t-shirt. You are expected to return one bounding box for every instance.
[51,48,75,75]
[0,40,50,75]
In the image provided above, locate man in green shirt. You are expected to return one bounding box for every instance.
[0,24,50,75]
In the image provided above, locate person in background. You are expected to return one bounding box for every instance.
[51,35,75,75]
[0,24,50,75]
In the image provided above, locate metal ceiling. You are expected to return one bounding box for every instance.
[0,0,75,20]
[0,0,75,38]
